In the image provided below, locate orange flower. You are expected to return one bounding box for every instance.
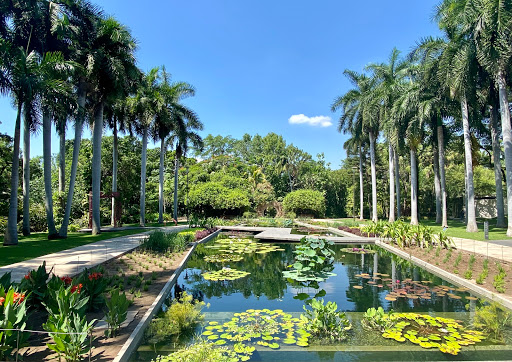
[71,283,83,294]
[60,276,73,285]
[0,297,4,306]
[24,274,30,280]
[13,292,25,304]
[88,272,102,281]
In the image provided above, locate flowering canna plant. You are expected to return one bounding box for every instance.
[0,287,30,359]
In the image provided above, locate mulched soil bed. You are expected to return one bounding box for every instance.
[338,225,375,237]
[19,245,193,361]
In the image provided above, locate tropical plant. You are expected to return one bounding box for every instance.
[301,298,352,343]
[0,287,29,360]
[473,303,511,342]
[104,288,129,337]
[77,267,108,311]
[18,261,52,308]
[362,307,394,332]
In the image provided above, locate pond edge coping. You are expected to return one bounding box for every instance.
[376,240,512,311]
[113,229,221,362]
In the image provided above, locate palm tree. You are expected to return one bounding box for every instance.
[366,48,409,223]
[88,17,137,235]
[436,5,480,232]
[59,0,103,238]
[332,70,380,221]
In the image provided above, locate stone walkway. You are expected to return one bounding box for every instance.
[0,225,188,282]
[452,237,512,263]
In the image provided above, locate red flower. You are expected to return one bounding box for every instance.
[60,276,73,285]
[13,292,25,304]
[88,272,102,281]
[24,274,30,280]
[71,284,83,294]
[0,297,5,306]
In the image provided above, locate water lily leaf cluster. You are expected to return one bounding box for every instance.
[340,247,376,254]
[205,238,283,255]
[202,268,250,281]
[201,308,310,357]
[283,237,337,284]
[363,310,486,355]
[203,254,244,263]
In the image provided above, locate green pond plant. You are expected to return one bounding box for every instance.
[200,308,310,358]
[153,339,240,362]
[204,238,283,255]
[363,309,486,355]
[203,254,244,263]
[473,302,511,342]
[202,268,250,281]
[361,307,394,332]
[300,298,352,343]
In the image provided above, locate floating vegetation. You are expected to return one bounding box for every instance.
[202,268,250,281]
[363,309,486,355]
[200,309,310,357]
[341,247,376,254]
[203,254,244,263]
[204,238,283,254]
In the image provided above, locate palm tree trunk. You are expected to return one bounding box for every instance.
[111,120,118,226]
[359,145,364,220]
[461,96,478,232]
[395,150,401,219]
[4,103,23,245]
[158,137,165,224]
[43,111,57,236]
[388,143,395,222]
[22,113,30,236]
[139,126,148,227]
[369,130,378,222]
[490,102,505,228]
[58,120,66,193]
[91,102,104,235]
[410,148,419,225]
[437,124,448,227]
[433,146,442,224]
[496,70,512,236]
[173,158,179,221]
[60,84,86,237]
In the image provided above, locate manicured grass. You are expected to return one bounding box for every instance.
[0,229,148,267]
[420,218,511,241]
[123,221,189,227]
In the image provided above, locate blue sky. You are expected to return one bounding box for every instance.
[0,0,441,169]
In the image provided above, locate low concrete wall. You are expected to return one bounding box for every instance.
[113,229,221,362]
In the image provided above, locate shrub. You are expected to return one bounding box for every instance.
[104,289,129,337]
[141,231,188,253]
[283,189,326,217]
[300,298,352,342]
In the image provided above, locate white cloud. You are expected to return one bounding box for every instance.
[288,114,333,127]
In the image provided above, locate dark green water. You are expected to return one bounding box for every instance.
[130,238,512,361]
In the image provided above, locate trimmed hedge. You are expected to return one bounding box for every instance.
[282,189,325,217]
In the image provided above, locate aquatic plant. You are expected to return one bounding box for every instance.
[204,238,283,255]
[366,310,486,355]
[473,303,511,342]
[201,308,310,354]
[145,292,207,345]
[202,268,250,281]
[340,247,376,254]
[282,237,336,284]
[154,339,239,362]
[362,307,394,332]
[300,298,352,342]
[203,254,244,263]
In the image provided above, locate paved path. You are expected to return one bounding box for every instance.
[0,226,188,282]
[452,237,512,263]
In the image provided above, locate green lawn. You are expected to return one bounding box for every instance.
[0,229,149,267]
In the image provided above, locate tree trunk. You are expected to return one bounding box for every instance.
[139,126,148,227]
[58,120,66,193]
[437,124,448,227]
[388,143,395,222]
[173,158,179,221]
[91,102,104,235]
[43,111,57,236]
[111,120,118,226]
[497,69,512,236]
[158,137,166,224]
[4,103,23,245]
[410,148,419,225]
[461,96,478,232]
[359,145,364,220]
[369,130,378,222]
[395,149,401,219]
[433,146,442,224]
[60,84,86,237]
[490,100,505,228]
[22,113,30,236]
